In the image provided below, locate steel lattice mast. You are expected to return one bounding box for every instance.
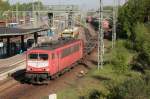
[98,0,119,69]
[98,0,104,69]
[112,0,120,48]
[68,6,74,29]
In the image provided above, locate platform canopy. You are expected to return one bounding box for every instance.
[0,27,48,37]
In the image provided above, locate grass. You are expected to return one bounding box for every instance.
[145,23,150,32]
[57,75,108,99]
[58,88,78,99]
[57,65,141,99]
[89,64,142,88]
[57,40,142,99]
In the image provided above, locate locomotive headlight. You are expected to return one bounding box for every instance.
[27,67,30,71]
[27,67,32,71]
[45,68,49,71]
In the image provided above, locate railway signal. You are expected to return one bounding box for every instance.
[48,12,53,27]
[68,10,74,29]
[48,12,54,36]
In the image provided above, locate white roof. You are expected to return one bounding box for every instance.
[62,27,78,33]
[63,29,73,33]
[8,23,18,25]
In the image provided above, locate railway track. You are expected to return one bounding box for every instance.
[1,26,97,83]
[0,63,94,99]
[0,25,98,98]
[17,27,97,84]
[0,60,25,80]
[83,27,97,56]
[0,50,98,99]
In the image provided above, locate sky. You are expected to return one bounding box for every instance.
[9,0,126,10]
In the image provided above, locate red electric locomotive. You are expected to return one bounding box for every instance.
[26,39,83,82]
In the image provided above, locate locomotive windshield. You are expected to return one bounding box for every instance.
[28,53,48,60]
[29,54,38,59]
[39,54,48,60]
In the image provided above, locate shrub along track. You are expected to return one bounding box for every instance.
[0,25,98,99]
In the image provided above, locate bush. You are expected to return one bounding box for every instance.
[108,77,150,99]
[134,23,149,51]
[143,70,150,84]
[143,70,150,96]
[124,40,134,50]
[133,23,150,69]
[88,89,101,99]
[110,41,131,73]
[133,53,150,71]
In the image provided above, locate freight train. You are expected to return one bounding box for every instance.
[25,39,83,82]
[86,16,113,40]
[86,16,99,31]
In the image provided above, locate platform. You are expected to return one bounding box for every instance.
[0,54,26,80]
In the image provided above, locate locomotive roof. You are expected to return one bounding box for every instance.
[32,38,80,51]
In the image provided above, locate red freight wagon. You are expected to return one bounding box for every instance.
[26,39,83,82]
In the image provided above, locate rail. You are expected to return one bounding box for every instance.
[0,59,26,80]
[83,28,97,56]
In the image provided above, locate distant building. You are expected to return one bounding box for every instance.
[102,19,110,30]
[0,20,6,27]
[7,23,19,28]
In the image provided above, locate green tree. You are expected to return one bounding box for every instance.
[11,1,44,11]
[118,0,150,69]
[0,0,10,19]
[117,0,150,39]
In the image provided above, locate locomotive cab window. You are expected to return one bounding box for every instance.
[39,54,48,60]
[28,54,38,59]
[28,53,48,60]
